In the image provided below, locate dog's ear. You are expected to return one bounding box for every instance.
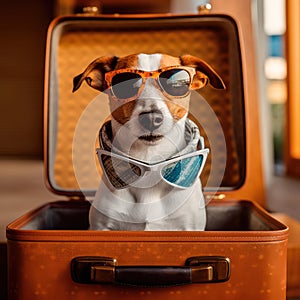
[72,56,118,92]
[180,55,226,90]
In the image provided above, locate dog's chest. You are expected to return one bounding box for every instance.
[128,181,171,204]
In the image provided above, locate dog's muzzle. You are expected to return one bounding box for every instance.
[138,110,164,131]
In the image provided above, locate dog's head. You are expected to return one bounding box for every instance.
[73,53,225,159]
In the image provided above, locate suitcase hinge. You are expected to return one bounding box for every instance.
[198,3,212,14]
[81,6,101,15]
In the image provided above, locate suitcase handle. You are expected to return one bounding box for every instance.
[71,256,230,287]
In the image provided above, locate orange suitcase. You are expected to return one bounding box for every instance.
[7,3,288,299]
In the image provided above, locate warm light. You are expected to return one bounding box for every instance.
[287,0,300,159]
[265,57,287,80]
[267,81,286,104]
[264,0,286,35]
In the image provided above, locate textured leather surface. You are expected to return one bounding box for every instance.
[7,200,288,299]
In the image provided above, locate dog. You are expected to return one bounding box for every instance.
[73,53,225,230]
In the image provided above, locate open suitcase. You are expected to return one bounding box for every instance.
[7,2,289,300]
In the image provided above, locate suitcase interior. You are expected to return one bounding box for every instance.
[40,14,286,233]
[19,200,284,232]
[45,14,245,199]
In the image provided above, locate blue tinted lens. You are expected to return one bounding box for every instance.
[161,155,203,188]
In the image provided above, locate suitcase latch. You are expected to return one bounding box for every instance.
[71,256,230,286]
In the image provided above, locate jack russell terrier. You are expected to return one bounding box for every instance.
[73,53,225,230]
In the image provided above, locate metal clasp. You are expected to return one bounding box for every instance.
[186,256,231,283]
[90,257,117,283]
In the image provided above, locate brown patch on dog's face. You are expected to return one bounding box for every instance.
[114,54,139,70]
[110,100,137,125]
[160,55,181,68]
[165,99,189,121]
[107,54,139,125]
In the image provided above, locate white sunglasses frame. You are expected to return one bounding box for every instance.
[96,148,209,190]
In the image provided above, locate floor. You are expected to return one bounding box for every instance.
[0,159,58,242]
[1,159,300,299]
[267,172,300,221]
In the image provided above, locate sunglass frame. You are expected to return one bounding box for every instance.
[105,66,197,102]
[96,148,209,190]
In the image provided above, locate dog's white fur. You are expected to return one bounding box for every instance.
[73,53,225,230]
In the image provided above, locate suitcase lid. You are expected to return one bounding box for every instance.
[44,11,264,205]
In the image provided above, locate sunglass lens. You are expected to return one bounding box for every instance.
[100,154,142,189]
[161,154,203,188]
[159,69,191,97]
[111,73,142,100]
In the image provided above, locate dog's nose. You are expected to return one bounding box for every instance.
[138,110,164,131]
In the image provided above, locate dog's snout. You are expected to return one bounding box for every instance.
[139,110,164,131]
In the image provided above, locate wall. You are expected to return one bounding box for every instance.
[0,0,54,158]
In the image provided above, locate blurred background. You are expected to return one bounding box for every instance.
[0,0,300,299]
[1,0,297,222]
